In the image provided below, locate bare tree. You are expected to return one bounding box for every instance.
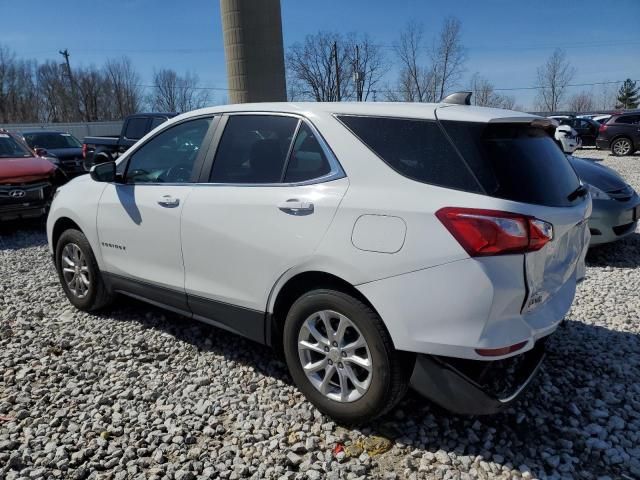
[287,32,354,101]
[75,66,107,122]
[0,46,40,123]
[597,82,617,110]
[535,49,576,112]
[567,91,594,113]
[37,61,75,122]
[345,33,388,101]
[431,16,467,100]
[468,73,516,109]
[390,22,435,102]
[148,69,210,112]
[104,57,142,119]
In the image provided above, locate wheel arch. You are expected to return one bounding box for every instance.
[267,270,385,350]
[611,134,635,148]
[52,216,84,252]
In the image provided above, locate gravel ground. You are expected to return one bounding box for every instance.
[1,148,640,480]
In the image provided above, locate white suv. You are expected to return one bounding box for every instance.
[47,98,591,423]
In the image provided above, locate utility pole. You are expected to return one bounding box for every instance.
[333,41,341,102]
[59,49,81,120]
[354,44,365,101]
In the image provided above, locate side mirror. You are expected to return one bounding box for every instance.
[90,161,116,183]
[35,147,48,157]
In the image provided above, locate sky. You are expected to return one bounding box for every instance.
[2,0,639,110]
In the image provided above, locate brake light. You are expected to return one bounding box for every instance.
[82,143,87,158]
[436,207,553,256]
[599,124,607,133]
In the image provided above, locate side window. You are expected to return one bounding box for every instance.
[616,115,639,125]
[125,117,212,184]
[284,123,332,183]
[338,115,481,192]
[210,115,298,184]
[124,117,149,140]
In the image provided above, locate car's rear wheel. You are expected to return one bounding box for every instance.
[283,289,412,424]
[55,229,113,311]
[611,137,633,156]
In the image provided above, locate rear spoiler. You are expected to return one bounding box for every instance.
[489,117,559,129]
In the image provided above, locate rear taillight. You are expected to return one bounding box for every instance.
[436,207,553,257]
[82,143,87,158]
[599,124,607,133]
[476,341,527,357]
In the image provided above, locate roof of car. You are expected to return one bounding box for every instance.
[176,102,539,124]
[20,130,73,135]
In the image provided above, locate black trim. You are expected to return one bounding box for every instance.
[188,294,265,344]
[102,272,267,344]
[103,272,189,312]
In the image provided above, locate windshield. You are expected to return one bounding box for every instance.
[0,133,33,158]
[23,132,82,149]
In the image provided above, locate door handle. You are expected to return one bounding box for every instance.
[278,199,314,215]
[158,195,180,208]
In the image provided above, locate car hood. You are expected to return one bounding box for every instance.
[0,156,56,184]
[568,156,628,192]
[46,147,83,158]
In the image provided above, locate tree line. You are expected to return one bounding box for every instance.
[0,45,211,123]
[1,16,638,124]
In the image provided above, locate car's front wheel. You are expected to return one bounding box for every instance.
[55,229,113,311]
[611,137,633,156]
[283,289,412,424]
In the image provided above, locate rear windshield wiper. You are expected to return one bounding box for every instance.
[567,184,588,201]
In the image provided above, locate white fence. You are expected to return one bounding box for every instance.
[0,121,123,140]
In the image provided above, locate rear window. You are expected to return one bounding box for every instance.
[124,117,149,140]
[441,121,581,207]
[338,116,482,193]
[24,132,81,149]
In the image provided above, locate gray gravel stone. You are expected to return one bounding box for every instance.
[1,149,639,479]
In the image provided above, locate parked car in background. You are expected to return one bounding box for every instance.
[596,112,640,156]
[551,116,600,147]
[0,130,64,221]
[554,124,581,153]
[570,156,640,245]
[554,125,640,245]
[21,130,85,177]
[48,99,591,422]
[82,112,177,170]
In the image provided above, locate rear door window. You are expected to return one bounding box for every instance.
[210,115,299,184]
[337,116,482,192]
[441,121,581,207]
[284,123,332,183]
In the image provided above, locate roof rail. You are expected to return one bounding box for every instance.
[441,91,472,106]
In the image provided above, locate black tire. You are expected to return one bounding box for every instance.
[611,137,634,156]
[55,229,113,311]
[283,289,413,424]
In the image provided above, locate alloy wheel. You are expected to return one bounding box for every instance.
[613,139,632,156]
[297,310,372,402]
[61,243,91,299]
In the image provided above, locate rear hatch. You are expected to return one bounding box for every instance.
[437,111,590,313]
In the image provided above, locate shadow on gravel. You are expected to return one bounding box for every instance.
[93,295,639,479]
[587,232,640,268]
[0,218,47,250]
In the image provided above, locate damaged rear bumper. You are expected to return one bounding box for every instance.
[410,339,546,415]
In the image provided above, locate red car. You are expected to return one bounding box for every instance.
[0,130,63,221]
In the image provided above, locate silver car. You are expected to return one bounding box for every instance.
[569,156,640,245]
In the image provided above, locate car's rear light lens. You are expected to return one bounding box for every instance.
[475,341,527,357]
[598,124,607,133]
[82,143,87,159]
[436,207,553,256]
